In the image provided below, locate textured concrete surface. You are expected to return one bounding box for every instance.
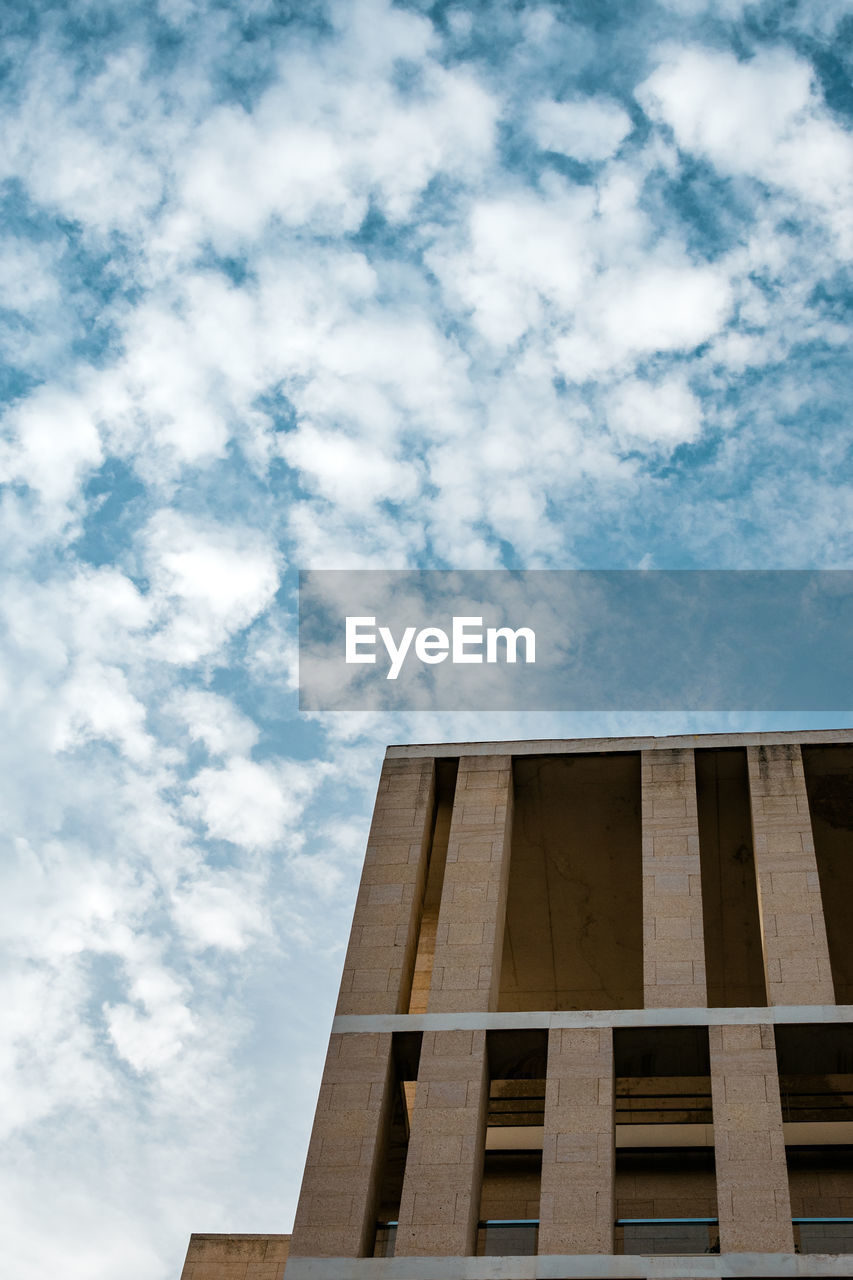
[387,728,853,758]
[179,1235,289,1280]
[538,1027,614,1254]
[394,1029,489,1257]
[283,1252,853,1279]
[337,757,435,1017]
[500,755,642,1012]
[427,757,513,1014]
[289,1033,393,1258]
[333,1004,853,1034]
[642,749,707,1009]
[709,1022,794,1253]
[748,745,835,1006]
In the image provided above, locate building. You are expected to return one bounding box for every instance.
[181,728,853,1279]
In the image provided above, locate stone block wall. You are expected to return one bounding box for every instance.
[428,756,513,1014]
[336,757,435,1017]
[748,744,835,1005]
[709,1022,794,1253]
[289,1033,393,1258]
[642,749,707,1008]
[179,1235,289,1280]
[538,1027,614,1254]
[394,1029,489,1257]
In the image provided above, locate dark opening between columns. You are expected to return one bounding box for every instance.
[695,747,766,1007]
[801,745,853,1004]
[499,753,643,1011]
[406,759,458,1014]
[372,1032,423,1258]
[614,1026,718,1255]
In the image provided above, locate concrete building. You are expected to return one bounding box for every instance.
[181,728,853,1279]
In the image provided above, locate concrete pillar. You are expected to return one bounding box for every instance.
[538,1027,614,1254]
[336,757,434,1016]
[747,744,835,1005]
[710,1022,794,1253]
[394,1029,489,1257]
[428,756,513,1014]
[642,748,707,1008]
[289,1033,393,1258]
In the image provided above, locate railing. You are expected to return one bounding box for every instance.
[793,1218,853,1254]
[780,1077,853,1123]
[376,1214,853,1258]
[488,1087,546,1127]
[476,1219,539,1256]
[615,1217,720,1255]
[615,1090,713,1125]
[373,1221,397,1257]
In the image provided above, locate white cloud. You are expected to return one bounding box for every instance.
[181,111,364,243]
[607,374,704,449]
[169,689,260,757]
[0,385,103,505]
[144,511,280,663]
[278,423,421,512]
[0,236,60,311]
[554,258,733,379]
[639,46,853,253]
[172,872,269,950]
[428,185,597,346]
[597,260,733,354]
[530,96,632,161]
[106,1002,194,1074]
[0,46,176,235]
[53,662,154,763]
[165,11,496,252]
[184,758,305,848]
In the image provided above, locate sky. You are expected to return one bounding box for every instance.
[0,0,852,1276]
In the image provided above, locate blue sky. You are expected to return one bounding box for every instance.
[0,0,852,1275]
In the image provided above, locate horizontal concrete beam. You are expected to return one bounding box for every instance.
[333,1005,853,1036]
[467,1120,853,1152]
[386,728,853,760]
[284,1252,853,1279]
[489,1118,706,1155]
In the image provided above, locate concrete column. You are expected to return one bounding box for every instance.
[394,1029,489,1257]
[336,756,434,1016]
[642,748,707,1008]
[747,744,834,1005]
[538,1027,614,1254]
[290,1033,393,1258]
[710,1022,794,1253]
[428,756,513,1014]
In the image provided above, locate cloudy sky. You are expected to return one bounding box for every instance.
[1,0,852,1275]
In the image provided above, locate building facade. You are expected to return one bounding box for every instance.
[183,728,853,1279]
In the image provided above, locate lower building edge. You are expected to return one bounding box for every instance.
[282,1252,853,1280]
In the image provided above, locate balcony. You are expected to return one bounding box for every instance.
[476,1219,539,1256]
[794,1218,853,1254]
[376,1217,541,1258]
[615,1217,720,1255]
[373,1221,397,1257]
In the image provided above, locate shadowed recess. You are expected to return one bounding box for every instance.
[802,745,853,1004]
[695,747,766,1008]
[499,753,643,1011]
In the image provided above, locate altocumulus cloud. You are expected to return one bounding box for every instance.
[0,0,851,1276]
